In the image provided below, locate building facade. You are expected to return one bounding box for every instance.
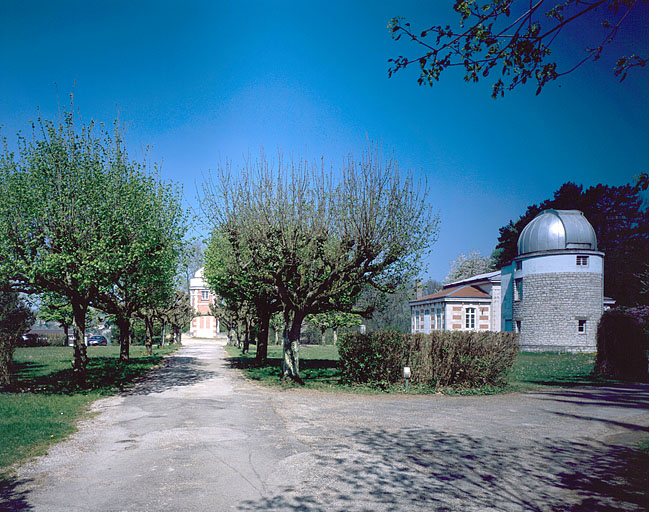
[411,209,607,352]
[189,267,220,339]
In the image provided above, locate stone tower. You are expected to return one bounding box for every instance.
[501,209,604,352]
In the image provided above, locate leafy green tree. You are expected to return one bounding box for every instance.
[307,311,361,345]
[0,105,185,379]
[493,182,649,306]
[389,1,647,98]
[38,292,73,341]
[93,169,186,360]
[444,249,494,284]
[0,285,35,386]
[202,149,439,382]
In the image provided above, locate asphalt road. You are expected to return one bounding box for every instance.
[3,339,649,511]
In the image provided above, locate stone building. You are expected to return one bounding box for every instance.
[189,267,220,339]
[410,209,609,352]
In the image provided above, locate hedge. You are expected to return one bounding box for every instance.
[595,308,649,382]
[338,330,519,389]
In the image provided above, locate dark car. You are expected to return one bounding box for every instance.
[87,335,108,346]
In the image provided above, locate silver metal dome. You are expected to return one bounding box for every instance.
[517,209,597,255]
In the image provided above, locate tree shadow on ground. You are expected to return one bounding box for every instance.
[533,384,649,411]
[0,476,32,511]
[240,426,649,511]
[226,356,340,383]
[120,356,219,395]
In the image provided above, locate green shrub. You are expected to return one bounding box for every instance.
[595,309,649,382]
[338,330,519,389]
[338,331,407,388]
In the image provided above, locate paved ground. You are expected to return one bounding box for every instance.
[3,339,649,511]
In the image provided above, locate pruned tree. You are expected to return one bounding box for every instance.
[444,249,494,283]
[158,291,195,344]
[203,224,281,362]
[202,148,439,382]
[389,1,648,98]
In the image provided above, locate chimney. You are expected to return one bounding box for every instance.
[415,279,423,299]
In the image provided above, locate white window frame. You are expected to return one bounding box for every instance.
[465,307,476,330]
[201,290,209,301]
[576,255,589,267]
[578,319,587,334]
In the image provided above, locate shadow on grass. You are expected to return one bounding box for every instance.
[226,355,341,384]
[3,355,214,394]
[0,475,32,511]
[239,425,649,511]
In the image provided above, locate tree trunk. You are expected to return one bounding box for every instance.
[117,316,131,363]
[274,328,279,345]
[243,318,250,354]
[144,315,154,356]
[256,308,270,363]
[333,328,338,345]
[71,301,88,383]
[321,327,326,345]
[0,335,16,387]
[282,311,304,384]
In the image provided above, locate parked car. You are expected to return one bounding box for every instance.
[87,335,108,346]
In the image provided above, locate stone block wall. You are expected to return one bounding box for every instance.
[514,272,602,352]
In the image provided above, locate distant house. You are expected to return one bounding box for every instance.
[411,209,613,353]
[189,268,220,338]
[410,271,501,334]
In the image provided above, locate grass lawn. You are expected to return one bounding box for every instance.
[0,345,177,474]
[226,343,607,393]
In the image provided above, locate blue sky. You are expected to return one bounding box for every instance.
[1,1,647,282]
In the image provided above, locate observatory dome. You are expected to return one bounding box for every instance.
[517,209,597,255]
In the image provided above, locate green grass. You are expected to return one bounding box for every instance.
[1,345,177,473]
[227,344,612,394]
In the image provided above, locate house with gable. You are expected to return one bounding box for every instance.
[189,267,220,339]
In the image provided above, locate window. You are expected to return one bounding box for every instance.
[576,255,589,266]
[515,320,522,333]
[419,310,424,331]
[514,278,523,301]
[201,290,209,301]
[465,307,476,330]
[578,319,587,333]
[515,260,522,271]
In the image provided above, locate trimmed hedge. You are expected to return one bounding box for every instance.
[595,309,649,382]
[338,330,519,389]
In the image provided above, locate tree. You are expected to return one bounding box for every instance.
[0,286,35,386]
[202,148,439,382]
[0,103,185,379]
[388,1,648,98]
[307,311,361,345]
[38,292,73,341]
[444,249,494,283]
[493,182,649,306]
[93,169,186,360]
[158,291,195,344]
[203,224,281,362]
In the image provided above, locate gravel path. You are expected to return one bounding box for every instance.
[3,339,648,511]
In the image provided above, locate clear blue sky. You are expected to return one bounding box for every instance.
[1,1,647,281]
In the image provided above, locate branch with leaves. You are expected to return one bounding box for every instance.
[389,0,648,98]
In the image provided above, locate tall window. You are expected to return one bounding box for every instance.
[465,307,476,330]
[515,260,522,271]
[514,278,523,301]
[201,290,209,301]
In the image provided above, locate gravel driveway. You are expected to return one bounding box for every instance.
[3,339,648,511]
